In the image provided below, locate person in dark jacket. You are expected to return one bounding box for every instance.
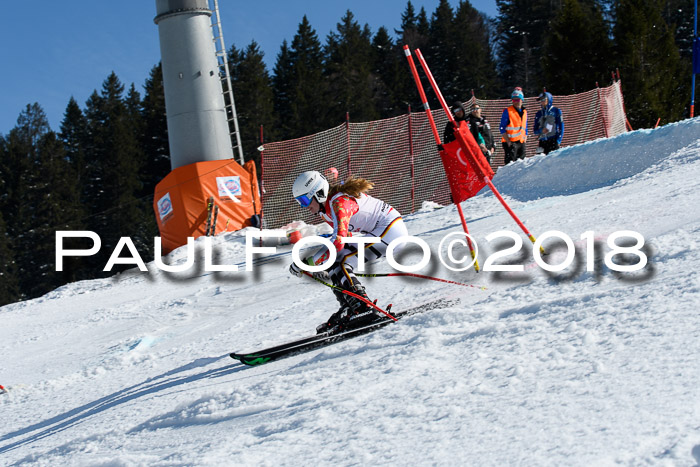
[468,104,496,164]
[533,91,564,154]
[443,101,486,147]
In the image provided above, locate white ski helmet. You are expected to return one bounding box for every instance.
[292,170,329,207]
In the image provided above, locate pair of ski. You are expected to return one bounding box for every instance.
[230,298,452,366]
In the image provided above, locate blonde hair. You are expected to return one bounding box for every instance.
[328,176,374,199]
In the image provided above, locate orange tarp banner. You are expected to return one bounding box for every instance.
[153,159,261,254]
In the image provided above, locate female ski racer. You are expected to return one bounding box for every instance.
[289,170,409,333]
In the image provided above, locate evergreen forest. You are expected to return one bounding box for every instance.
[0,0,697,306]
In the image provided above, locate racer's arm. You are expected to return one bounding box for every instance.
[310,195,358,265]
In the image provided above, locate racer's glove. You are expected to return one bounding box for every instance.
[290,257,330,282]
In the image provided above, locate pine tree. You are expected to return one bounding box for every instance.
[83,73,150,269]
[125,82,159,257]
[613,0,684,126]
[1,104,50,296]
[14,102,51,146]
[0,136,19,305]
[287,16,328,137]
[325,10,379,123]
[542,0,613,93]
[125,84,142,124]
[398,1,418,43]
[397,3,435,110]
[417,7,431,38]
[1,121,29,299]
[30,130,84,292]
[371,26,409,117]
[452,0,501,99]
[596,0,617,30]
[426,0,457,98]
[59,97,88,188]
[272,40,294,140]
[0,210,19,305]
[0,130,11,217]
[229,40,278,172]
[663,0,696,118]
[496,0,562,96]
[82,89,105,214]
[141,63,171,196]
[2,104,84,298]
[398,2,432,50]
[663,0,694,58]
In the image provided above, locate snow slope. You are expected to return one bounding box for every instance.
[2,119,700,466]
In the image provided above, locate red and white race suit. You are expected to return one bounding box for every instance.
[310,192,408,286]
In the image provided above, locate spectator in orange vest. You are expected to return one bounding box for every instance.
[499,88,528,164]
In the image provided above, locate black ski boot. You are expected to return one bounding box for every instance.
[316,282,378,334]
[316,288,350,334]
[341,284,381,328]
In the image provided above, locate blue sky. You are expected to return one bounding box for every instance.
[0,1,498,134]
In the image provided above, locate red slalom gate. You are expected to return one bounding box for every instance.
[403,45,481,272]
[406,45,545,256]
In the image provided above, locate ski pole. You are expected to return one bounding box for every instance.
[403,45,481,272]
[413,48,545,256]
[355,272,486,290]
[302,271,398,322]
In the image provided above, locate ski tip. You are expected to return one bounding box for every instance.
[230,353,271,366]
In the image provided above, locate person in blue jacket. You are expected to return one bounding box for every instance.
[533,91,564,154]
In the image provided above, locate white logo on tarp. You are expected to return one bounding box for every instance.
[217,176,242,201]
[157,193,173,222]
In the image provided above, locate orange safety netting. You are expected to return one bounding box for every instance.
[261,81,627,229]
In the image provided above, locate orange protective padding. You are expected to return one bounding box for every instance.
[243,160,261,214]
[153,159,261,254]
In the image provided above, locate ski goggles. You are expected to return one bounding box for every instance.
[295,193,313,207]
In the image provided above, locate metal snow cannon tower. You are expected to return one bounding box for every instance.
[152,0,260,254]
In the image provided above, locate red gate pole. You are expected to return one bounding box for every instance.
[403,46,441,141]
[403,45,480,272]
[413,48,544,254]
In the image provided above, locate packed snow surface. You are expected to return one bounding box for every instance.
[2,119,700,466]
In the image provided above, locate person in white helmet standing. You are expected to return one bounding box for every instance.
[289,170,408,334]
